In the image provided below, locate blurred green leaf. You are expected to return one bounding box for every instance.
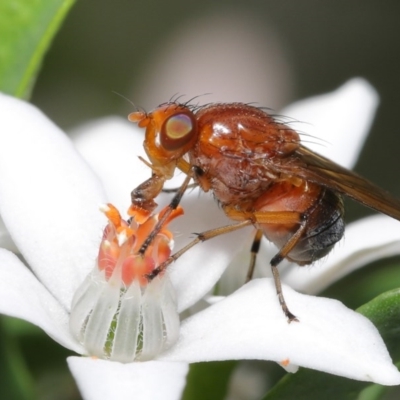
[0,0,76,99]
[358,382,389,400]
[358,288,400,360]
[1,316,80,399]
[321,258,400,310]
[3,314,44,336]
[262,288,400,400]
[263,368,367,400]
[182,361,237,400]
[0,318,35,400]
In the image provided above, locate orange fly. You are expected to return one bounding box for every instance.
[128,102,400,321]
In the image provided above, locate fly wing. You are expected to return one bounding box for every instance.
[272,145,400,221]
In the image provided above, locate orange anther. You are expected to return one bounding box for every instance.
[101,203,122,228]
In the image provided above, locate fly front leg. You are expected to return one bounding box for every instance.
[131,173,166,213]
[137,163,212,256]
[138,172,194,256]
[131,156,182,213]
[130,156,191,252]
[223,205,306,322]
[162,183,198,193]
[146,220,252,280]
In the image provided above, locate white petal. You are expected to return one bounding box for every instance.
[0,215,18,253]
[168,189,253,312]
[0,94,107,310]
[160,279,400,385]
[284,214,400,294]
[226,362,270,400]
[0,248,83,353]
[70,117,151,213]
[281,78,379,168]
[68,356,189,400]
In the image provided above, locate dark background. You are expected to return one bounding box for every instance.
[31,1,400,221]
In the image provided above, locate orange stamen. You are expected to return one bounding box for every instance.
[102,203,122,228]
[97,202,182,286]
[122,255,155,286]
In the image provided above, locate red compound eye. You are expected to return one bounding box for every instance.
[161,113,196,150]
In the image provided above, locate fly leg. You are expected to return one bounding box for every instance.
[245,229,263,283]
[133,159,202,255]
[146,220,252,279]
[268,219,307,323]
[224,205,306,322]
[162,182,198,193]
[138,172,193,256]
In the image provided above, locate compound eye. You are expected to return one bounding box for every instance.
[161,113,196,150]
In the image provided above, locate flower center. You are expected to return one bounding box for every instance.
[69,203,183,362]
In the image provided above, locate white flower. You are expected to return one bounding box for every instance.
[0,79,399,400]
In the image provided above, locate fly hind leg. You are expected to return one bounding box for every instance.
[245,229,263,283]
[268,218,307,323]
[224,205,307,323]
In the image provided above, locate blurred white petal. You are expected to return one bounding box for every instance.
[226,362,270,400]
[70,117,149,213]
[281,78,379,168]
[169,191,253,312]
[284,215,400,294]
[134,11,293,110]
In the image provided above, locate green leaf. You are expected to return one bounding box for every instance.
[263,368,367,400]
[0,317,35,400]
[2,316,79,399]
[262,288,400,400]
[0,0,76,99]
[321,258,400,310]
[2,314,44,336]
[182,361,237,400]
[358,382,390,400]
[358,288,400,360]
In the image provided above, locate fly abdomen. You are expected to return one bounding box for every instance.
[293,189,345,264]
[256,182,344,265]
